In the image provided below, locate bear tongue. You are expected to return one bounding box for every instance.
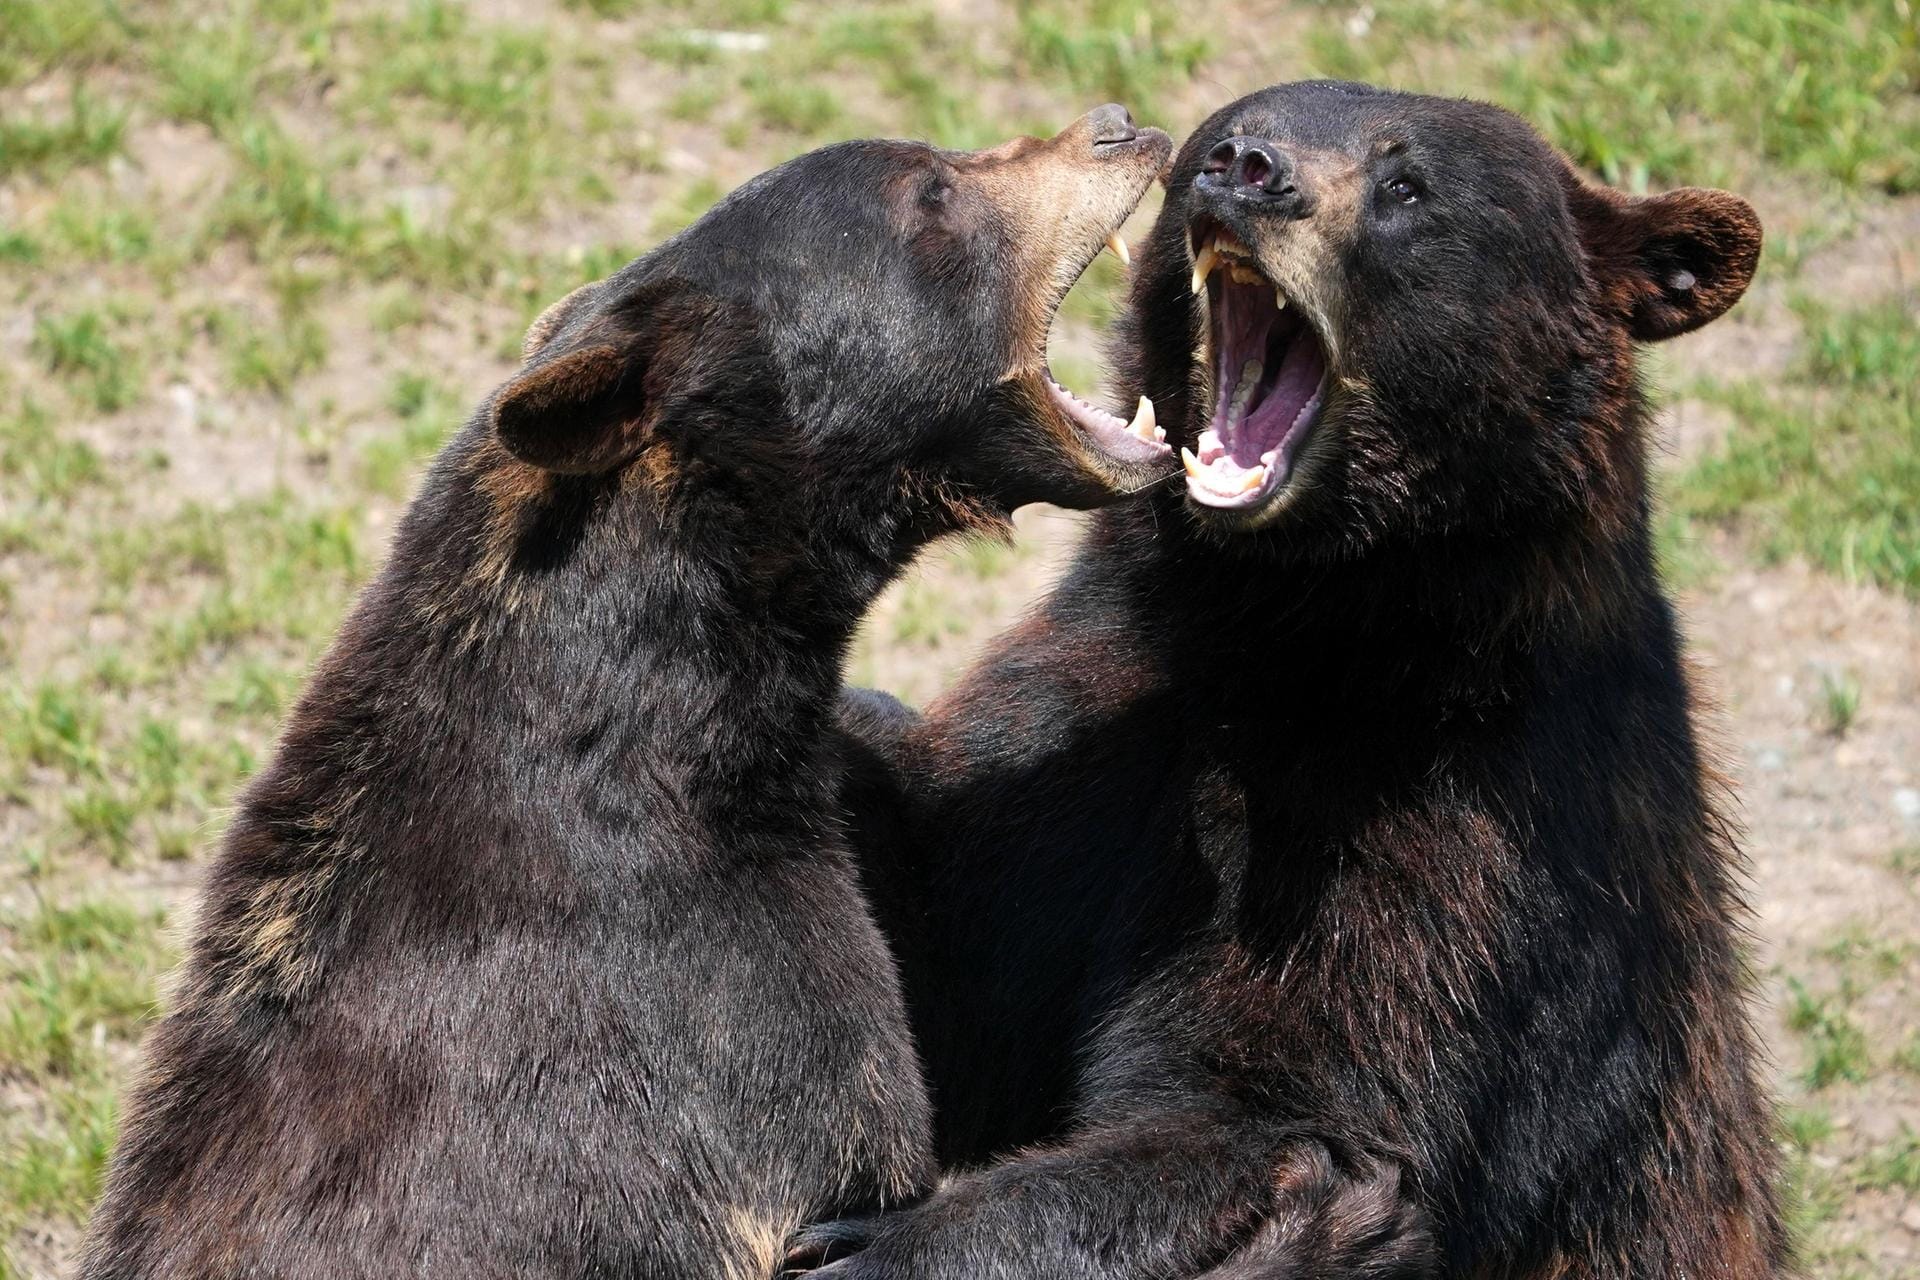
[1228,329,1326,467]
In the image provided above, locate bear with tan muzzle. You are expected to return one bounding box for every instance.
[78,106,1171,1280]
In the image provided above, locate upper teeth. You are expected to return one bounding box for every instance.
[1190,231,1289,311]
[1190,244,1218,295]
[1106,232,1131,266]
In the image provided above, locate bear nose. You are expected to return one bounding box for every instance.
[1087,103,1139,148]
[1202,136,1296,199]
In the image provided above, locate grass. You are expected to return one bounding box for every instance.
[1818,671,1862,736]
[1779,926,1912,1097]
[0,227,39,262]
[744,70,843,137]
[205,117,363,263]
[1783,976,1872,1089]
[0,399,105,504]
[651,176,729,238]
[0,86,125,177]
[1015,0,1209,126]
[1306,0,1920,193]
[208,269,332,398]
[952,534,1026,582]
[152,2,275,128]
[1674,297,1920,595]
[0,0,136,86]
[2,681,106,792]
[1781,1103,1835,1152]
[0,896,169,1246]
[814,10,994,145]
[1814,926,1913,980]
[45,199,157,267]
[892,578,969,648]
[1858,1128,1920,1194]
[31,309,140,414]
[351,2,556,134]
[362,372,462,496]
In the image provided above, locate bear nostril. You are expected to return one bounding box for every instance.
[1204,139,1241,174]
[1088,103,1139,147]
[1240,149,1272,190]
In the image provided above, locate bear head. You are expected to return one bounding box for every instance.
[491,106,1174,528]
[1124,80,1760,553]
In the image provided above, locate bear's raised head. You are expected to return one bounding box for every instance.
[492,106,1174,521]
[1129,80,1759,548]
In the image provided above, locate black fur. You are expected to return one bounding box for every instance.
[807,83,1782,1280]
[80,118,1169,1280]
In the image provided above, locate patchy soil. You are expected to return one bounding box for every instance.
[1684,545,1920,1276]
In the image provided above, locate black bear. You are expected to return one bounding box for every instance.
[79,106,1172,1280]
[802,81,1780,1279]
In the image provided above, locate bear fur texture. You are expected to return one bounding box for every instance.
[79,109,1170,1280]
[803,81,1781,1280]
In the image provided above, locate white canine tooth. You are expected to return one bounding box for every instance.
[1180,446,1202,477]
[1274,288,1288,310]
[1239,464,1268,494]
[1191,244,1219,295]
[1126,395,1157,442]
[1106,232,1131,266]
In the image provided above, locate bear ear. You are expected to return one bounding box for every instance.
[1568,181,1763,343]
[492,279,689,475]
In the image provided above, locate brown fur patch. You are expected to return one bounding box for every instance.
[215,852,357,1011]
[722,1205,798,1280]
[521,281,599,360]
[620,437,679,496]
[1564,172,1762,343]
[494,342,646,474]
[473,441,553,587]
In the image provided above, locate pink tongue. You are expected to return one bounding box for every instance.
[1231,334,1326,466]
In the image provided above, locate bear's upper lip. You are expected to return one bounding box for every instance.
[1180,215,1332,516]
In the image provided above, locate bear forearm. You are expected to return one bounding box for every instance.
[796,1116,1432,1280]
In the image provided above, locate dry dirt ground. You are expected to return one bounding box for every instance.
[2,1,1916,1276]
[1652,190,1920,1279]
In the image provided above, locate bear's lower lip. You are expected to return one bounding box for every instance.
[1183,242,1331,514]
[1043,370,1168,464]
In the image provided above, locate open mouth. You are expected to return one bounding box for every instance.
[1183,219,1331,513]
[1041,230,1170,469]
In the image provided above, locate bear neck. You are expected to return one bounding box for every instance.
[1107,451,1660,716]
[343,427,949,839]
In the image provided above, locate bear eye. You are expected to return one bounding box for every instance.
[1381,175,1421,205]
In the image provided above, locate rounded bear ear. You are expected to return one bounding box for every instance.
[494,341,652,475]
[1568,180,1763,343]
[492,279,692,475]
